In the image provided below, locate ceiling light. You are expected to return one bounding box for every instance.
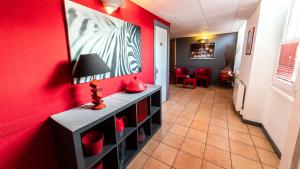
[100,0,123,14]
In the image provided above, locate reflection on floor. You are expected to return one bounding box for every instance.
[127,85,280,169]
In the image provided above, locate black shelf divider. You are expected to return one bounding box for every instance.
[116,127,136,143]
[84,144,116,169]
[150,106,160,115]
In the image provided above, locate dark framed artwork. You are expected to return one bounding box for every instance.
[190,42,215,59]
[64,0,141,84]
[246,27,255,55]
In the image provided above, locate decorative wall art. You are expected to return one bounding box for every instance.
[246,27,255,55]
[190,42,215,59]
[64,0,141,84]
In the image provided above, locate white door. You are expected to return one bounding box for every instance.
[154,23,169,103]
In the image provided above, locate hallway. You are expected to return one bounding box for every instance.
[127,85,280,169]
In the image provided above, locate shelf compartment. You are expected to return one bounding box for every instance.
[90,146,119,169]
[84,144,115,169]
[118,130,138,169]
[150,106,160,115]
[115,104,137,142]
[81,116,116,169]
[151,90,161,107]
[137,97,150,124]
[137,119,151,149]
[151,111,161,134]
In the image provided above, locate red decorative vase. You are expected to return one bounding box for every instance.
[116,117,127,132]
[125,76,147,93]
[82,131,104,156]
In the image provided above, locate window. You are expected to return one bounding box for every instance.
[275,0,300,82]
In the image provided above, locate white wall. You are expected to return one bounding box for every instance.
[279,76,300,169]
[239,0,290,152]
[234,22,246,72]
[239,4,260,87]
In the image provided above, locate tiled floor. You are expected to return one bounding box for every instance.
[127,85,280,169]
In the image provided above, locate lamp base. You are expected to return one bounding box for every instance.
[92,103,106,110]
[90,80,106,110]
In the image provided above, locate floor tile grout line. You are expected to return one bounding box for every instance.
[141,86,276,169]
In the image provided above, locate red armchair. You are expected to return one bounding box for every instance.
[175,67,189,84]
[195,68,212,87]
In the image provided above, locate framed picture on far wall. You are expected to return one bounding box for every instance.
[190,42,215,59]
[246,27,255,55]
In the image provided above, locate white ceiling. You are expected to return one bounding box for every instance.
[130,0,260,38]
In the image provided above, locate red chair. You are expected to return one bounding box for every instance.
[175,67,189,84]
[195,68,212,87]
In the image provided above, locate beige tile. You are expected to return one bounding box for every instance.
[169,124,189,136]
[167,109,182,116]
[163,114,178,123]
[211,107,227,114]
[162,104,173,114]
[208,125,229,138]
[173,151,202,169]
[162,120,173,131]
[230,140,260,161]
[213,103,226,110]
[172,104,185,111]
[127,152,150,169]
[210,118,228,128]
[257,148,280,168]
[247,125,266,138]
[201,160,224,169]
[251,136,274,152]
[181,138,205,158]
[228,121,249,134]
[142,139,159,155]
[174,117,192,127]
[211,113,227,121]
[204,146,231,169]
[229,130,253,145]
[152,143,179,166]
[143,157,171,169]
[183,104,199,113]
[193,114,210,124]
[202,98,214,104]
[231,153,263,169]
[206,134,230,151]
[186,128,207,143]
[180,112,195,120]
[262,164,277,169]
[190,121,209,131]
[153,129,168,142]
[162,132,185,149]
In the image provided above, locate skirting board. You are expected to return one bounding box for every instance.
[242,118,282,159]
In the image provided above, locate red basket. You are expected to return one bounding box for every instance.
[82,131,104,156]
[137,98,149,123]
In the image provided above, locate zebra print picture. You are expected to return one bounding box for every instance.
[64,0,141,84]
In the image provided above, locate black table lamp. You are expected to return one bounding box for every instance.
[73,53,111,110]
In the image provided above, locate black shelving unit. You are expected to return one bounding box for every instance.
[51,85,161,169]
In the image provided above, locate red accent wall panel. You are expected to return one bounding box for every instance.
[0,0,169,168]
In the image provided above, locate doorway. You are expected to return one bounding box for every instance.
[154,21,169,103]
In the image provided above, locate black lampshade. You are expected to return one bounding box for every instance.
[73,53,111,78]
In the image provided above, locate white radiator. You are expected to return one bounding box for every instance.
[233,79,246,112]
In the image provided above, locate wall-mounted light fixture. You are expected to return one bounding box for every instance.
[198,38,208,43]
[100,0,123,14]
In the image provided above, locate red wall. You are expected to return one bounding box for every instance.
[0,0,169,168]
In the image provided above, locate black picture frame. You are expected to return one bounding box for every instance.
[246,27,255,55]
[190,42,215,59]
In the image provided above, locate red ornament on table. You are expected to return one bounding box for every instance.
[90,80,105,110]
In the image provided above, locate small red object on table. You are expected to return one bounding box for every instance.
[183,78,197,89]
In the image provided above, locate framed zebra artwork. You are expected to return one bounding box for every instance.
[64,0,141,84]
